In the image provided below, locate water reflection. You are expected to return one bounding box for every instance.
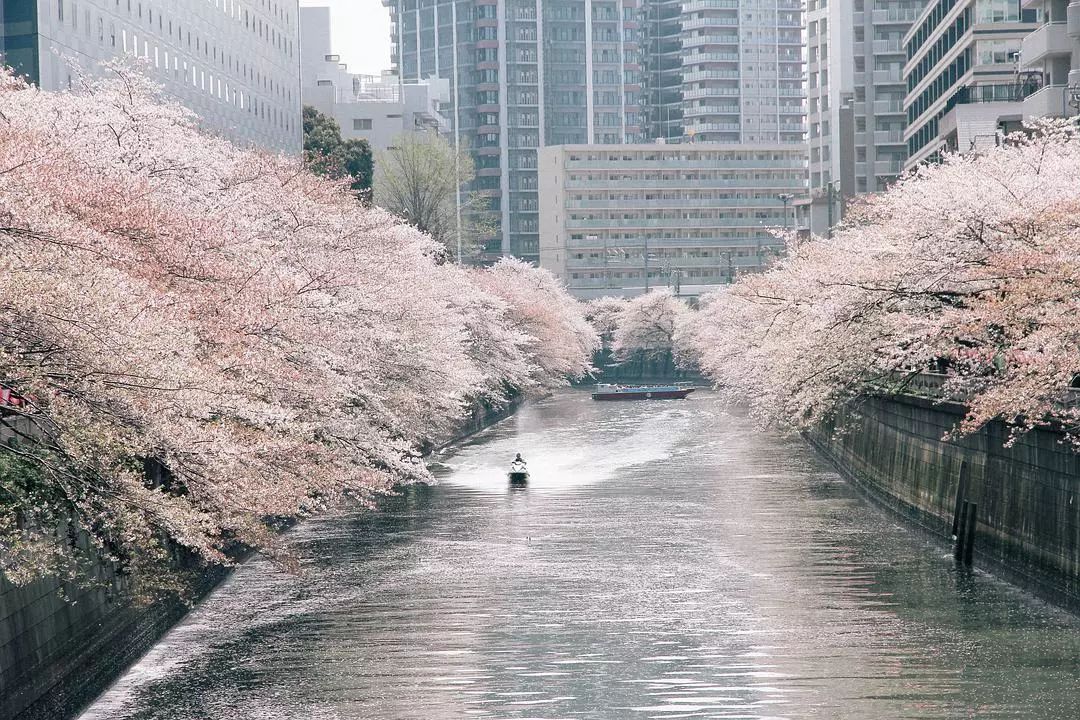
[81,391,1080,719]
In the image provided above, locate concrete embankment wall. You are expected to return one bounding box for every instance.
[0,399,520,720]
[808,394,1080,613]
[589,349,704,384]
[0,563,223,720]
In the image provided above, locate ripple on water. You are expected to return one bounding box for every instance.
[81,391,1080,720]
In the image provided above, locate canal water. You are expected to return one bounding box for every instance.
[81,391,1080,719]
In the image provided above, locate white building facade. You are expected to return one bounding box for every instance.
[300,6,449,153]
[1,0,302,153]
[539,144,806,299]
[806,0,922,197]
[903,0,1040,169]
[1017,0,1080,118]
[795,0,922,238]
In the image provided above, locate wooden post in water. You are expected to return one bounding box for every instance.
[963,503,977,566]
[954,500,969,561]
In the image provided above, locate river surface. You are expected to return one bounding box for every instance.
[81,391,1080,719]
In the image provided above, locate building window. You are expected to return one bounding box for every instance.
[353,118,372,130]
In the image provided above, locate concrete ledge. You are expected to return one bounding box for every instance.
[807,395,1080,615]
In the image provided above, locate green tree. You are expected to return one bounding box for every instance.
[375,132,493,263]
[302,105,373,198]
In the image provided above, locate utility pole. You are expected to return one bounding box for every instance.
[643,236,650,292]
[452,0,462,264]
[826,181,840,238]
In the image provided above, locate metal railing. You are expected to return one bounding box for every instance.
[955,81,1042,104]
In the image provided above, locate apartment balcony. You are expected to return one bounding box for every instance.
[565,217,788,230]
[681,52,740,62]
[1019,22,1072,69]
[873,100,906,115]
[565,159,802,170]
[872,8,922,24]
[566,235,779,252]
[564,177,808,190]
[682,104,740,116]
[1022,84,1070,118]
[872,39,905,55]
[1070,2,1080,38]
[682,0,740,10]
[683,70,741,82]
[687,121,742,131]
[955,81,1041,104]
[681,17,739,32]
[565,197,793,209]
[874,160,905,175]
[681,34,739,48]
[873,69,904,84]
[873,130,906,145]
[683,87,739,98]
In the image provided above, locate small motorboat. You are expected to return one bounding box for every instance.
[591,383,695,401]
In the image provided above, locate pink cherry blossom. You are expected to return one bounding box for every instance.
[0,63,595,594]
[687,118,1080,447]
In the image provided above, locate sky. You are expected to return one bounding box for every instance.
[300,0,394,76]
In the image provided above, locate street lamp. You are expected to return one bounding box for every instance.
[777,193,794,232]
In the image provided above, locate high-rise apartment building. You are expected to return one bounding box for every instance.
[538,144,806,298]
[797,0,921,236]
[1016,0,1080,118]
[675,0,805,144]
[384,0,646,262]
[0,0,302,153]
[385,0,807,262]
[903,0,1040,169]
[805,0,922,199]
[645,0,805,144]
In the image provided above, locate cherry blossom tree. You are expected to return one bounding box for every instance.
[688,118,1080,444]
[584,296,627,352]
[612,290,695,367]
[0,63,594,594]
[472,259,600,387]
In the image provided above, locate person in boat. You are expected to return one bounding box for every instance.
[510,453,527,473]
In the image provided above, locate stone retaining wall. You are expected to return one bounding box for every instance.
[808,394,1080,613]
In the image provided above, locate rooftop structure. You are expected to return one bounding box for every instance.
[301,6,448,152]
